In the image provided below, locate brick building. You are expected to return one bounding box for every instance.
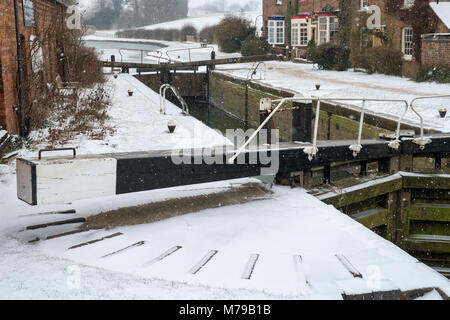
[422,2,450,69]
[0,0,66,134]
[263,0,450,74]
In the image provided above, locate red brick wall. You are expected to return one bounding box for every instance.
[0,0,64,134]
[422,37,450,69]
[297,0,339,13]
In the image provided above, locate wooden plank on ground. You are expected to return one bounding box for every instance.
[46,229,90,240]
[68,232,123,250]
[26,217,86,230]
[20,209,76,218]
[241,254,260,280]
[143,246,182,267]
[188,250,218,275]
[335,254,363,278]
[101,241,146,258]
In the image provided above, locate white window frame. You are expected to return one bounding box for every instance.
[299,23,308,46]
[317,16,339,44]
[318,16,328,45]
[361,0,369,9]
[268,19,285,45]
[402,27,413,60]
[291,22,299,46]
[276,0,282,5]
[291,19,310,46]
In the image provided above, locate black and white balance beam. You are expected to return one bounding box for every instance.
[16,148,267,206]
[17,136,450,206]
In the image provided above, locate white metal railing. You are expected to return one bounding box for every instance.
[148,51,173,64]
[159,84,189,115]
[119,48,152,64]
[229,97,411,163]
[246,62,267,81]
[165,46,215,63]
[409,95,450,149]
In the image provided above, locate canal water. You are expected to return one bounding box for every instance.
[83,40,163,52]
[186,99,249,136]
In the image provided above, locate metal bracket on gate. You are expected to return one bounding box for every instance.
[38,148,77,160]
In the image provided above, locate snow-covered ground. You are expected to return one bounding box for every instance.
[215,62,450,132]
[139,11,261,33]
[1,27,449,299]
[1,177,449,299]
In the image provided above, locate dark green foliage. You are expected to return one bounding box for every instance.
[353,46,403,76]
[241,36,270,56]
[181,24,197,41]
[215,15,254,53]
[307,43,351,71]
[413,67,450,83]
[87,7,120,30]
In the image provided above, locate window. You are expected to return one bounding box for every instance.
[318,16,339,44]
[292,23,299,46]
[299,23,308,45]
[402,27,413,59]
[291,20,309,46]
[361,0,369,8]
[268,19,285,45]
[329,17,339,42]
[319,17,328,44]
[276,0,282,5]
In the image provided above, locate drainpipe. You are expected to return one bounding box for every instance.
[13,0,25,136]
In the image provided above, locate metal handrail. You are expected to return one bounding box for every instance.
[229,97,409,164]
[165,46,215,63]
[148,51,172,64]
[409,95,450,149]
[159,84,189,115]
[246,62,266,81]
[119,48,152,64]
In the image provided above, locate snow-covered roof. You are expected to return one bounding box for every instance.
[430,1,450,29]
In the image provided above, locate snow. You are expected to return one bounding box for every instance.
[415,289,443,300]
[83,35,241,65]
[1,184,448,299]
[23,74,230,158]
[430,2,450,29]
[215,62,450,132]
[139,11,262,33]
[1,30,449,299]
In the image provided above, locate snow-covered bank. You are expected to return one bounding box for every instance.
[215,62,450,132]
[139,11,261,32]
